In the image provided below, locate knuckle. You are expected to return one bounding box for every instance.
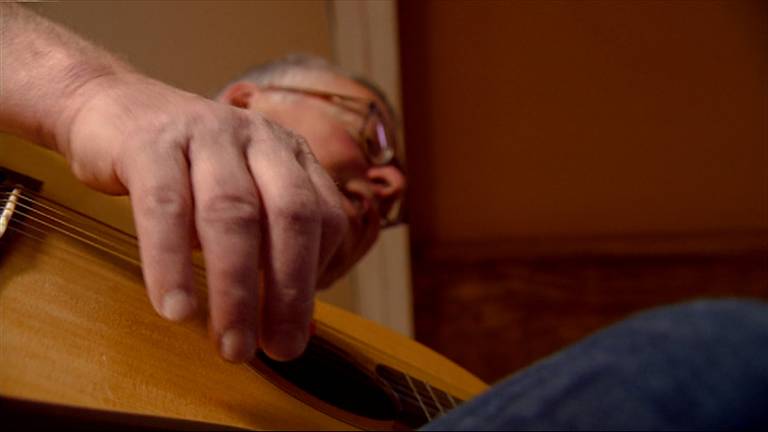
[198,195,262,228]
[292,135,315,159]
[216,286,252,307]
[246,111,269,129]
[186,104,252,140]
[259,119,307,151]
[138,187,190,222]
[291,132,310,149]
[197,115,243,144]
[247,114,273,136]
[273,193,321,229]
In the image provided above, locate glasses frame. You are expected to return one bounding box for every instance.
[262,85,396,166]
[261,85,405,228]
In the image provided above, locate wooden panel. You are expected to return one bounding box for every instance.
[412,234,768,383]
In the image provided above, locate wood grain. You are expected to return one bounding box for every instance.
[0,223,486,429]
[413,234,768,383]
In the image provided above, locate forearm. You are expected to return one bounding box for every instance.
[0,4,343,363]
[0,3,132,153]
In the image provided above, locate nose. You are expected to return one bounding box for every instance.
[366,165,406,219]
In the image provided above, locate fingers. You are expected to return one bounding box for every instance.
[295,143,348,289]
[189,134,263,363]
[124,143,198,323]
[124,109,346,364]
[247,125,325,361]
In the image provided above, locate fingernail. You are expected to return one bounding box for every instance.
[220,328,256,362]
[278,328,308,360]
[161,290,196,321]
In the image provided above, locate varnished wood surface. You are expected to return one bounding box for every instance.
[413,235,768,383]
[0,223,486,429]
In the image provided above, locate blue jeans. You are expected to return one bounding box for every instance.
[422,299,768,430]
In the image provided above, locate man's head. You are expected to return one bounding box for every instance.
[216,54,406,286]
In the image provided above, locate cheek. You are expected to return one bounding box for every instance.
[305,129,367,178]
[267,104,368,177]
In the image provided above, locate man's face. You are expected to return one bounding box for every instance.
[219,71,406,287]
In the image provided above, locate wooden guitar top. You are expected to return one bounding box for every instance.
[0,180,486,430]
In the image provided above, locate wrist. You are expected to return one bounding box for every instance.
[0,4,133,155]
[47,66,133,158]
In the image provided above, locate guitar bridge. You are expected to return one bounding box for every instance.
[0,167,42,239]
[0,187,21,239]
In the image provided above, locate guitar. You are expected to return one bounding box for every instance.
[0,163,487,430]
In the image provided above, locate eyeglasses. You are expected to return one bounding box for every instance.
[262,86,397,166]
[263,85,405,228]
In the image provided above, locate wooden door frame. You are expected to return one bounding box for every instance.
[327,0,413,336]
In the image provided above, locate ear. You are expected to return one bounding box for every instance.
[366,165,406,218]
[217,81,261,109]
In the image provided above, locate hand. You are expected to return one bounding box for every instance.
[57,73,348,362]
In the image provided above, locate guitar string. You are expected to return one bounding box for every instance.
[2,193,208,279]
[3,190,238,281]
[412,376,452,414]
[3,190,138,245]
[405,373,432,421]
[2,191,462,412]
[7,224,47,244]
[6,214,446,421]
[2,190,148,257]
[6,208,209,282]
[447,392,459,409]
[11,198,142,258]
[11,211,141,265]
[5,214,210,290]
[2,192,463,400]
[312,322,466,408]
[258,347,434,416]
[282,337,437,415]
[383,376,443,416]
[7,216,208,286]
[4,190,165,258]
[426,381,448,413]
[418,377,459,409]
[6,187,136,236]
[3,189,206,277]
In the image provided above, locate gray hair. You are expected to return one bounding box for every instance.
[217,53,398,125]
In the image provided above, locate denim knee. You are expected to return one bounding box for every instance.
[422,298,768,431]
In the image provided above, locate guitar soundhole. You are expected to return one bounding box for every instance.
[255,335,398,422]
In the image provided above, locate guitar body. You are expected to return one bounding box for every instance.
[0,155,487,430]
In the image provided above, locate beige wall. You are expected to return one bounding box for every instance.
[5,0,333,226]
[26,1,332,96]
[400,0,768,245]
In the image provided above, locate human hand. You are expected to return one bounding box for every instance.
[55,73,347,362]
